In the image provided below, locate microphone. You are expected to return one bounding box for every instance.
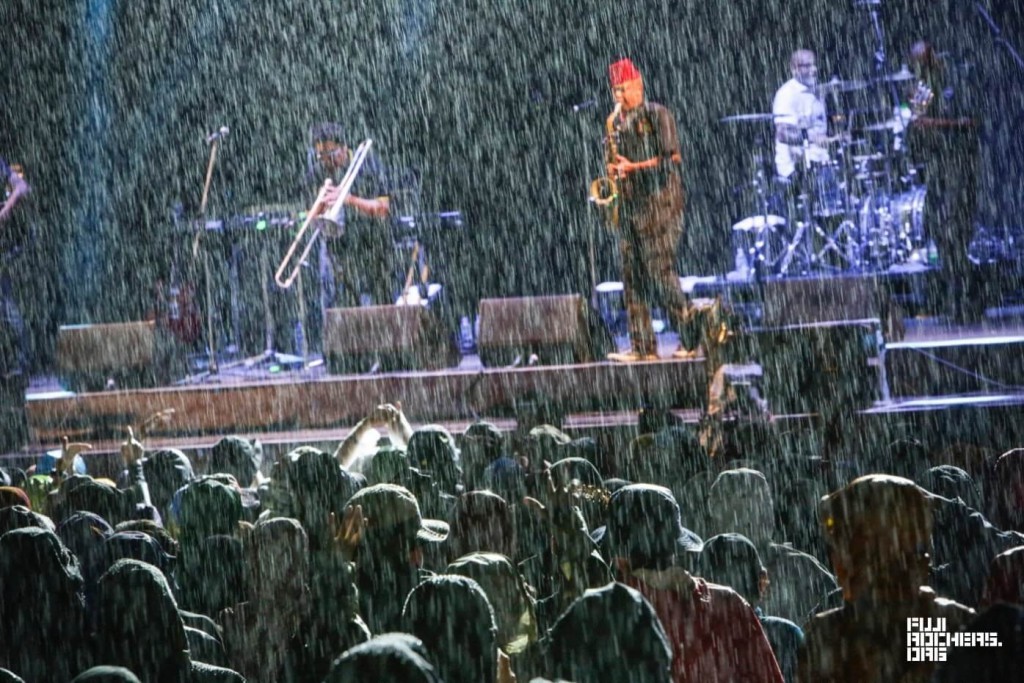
[205,126,230,144]
[572,99,598,113]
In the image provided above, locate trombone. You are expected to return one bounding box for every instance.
[275,139,374,289]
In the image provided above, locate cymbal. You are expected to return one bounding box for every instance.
[817,76,868,93]
[876,66,916,83]
[732,215,786,232]
[720,113,780,123]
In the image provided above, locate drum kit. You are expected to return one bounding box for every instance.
[724,66,931,279]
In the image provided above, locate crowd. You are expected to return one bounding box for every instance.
[1,403,1023,683]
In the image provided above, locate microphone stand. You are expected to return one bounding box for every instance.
[574,101,601,311]
[976,3,1024,72]
[190,136,222,379]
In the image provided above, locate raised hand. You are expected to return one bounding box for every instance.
[120,426,145,467]
[59,436,93,477]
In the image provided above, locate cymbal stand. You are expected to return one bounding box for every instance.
[746,149,776,281]
[777,137,819,276]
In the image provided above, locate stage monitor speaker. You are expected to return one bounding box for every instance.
[56,321,166,392]
[477,294,605,367]
[762,274,883,328]
[323,305,459,374]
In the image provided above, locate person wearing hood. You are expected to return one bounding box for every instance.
[402,574,500,683]
[541,581,673,683]
[174,477,246,616]
[606,484,783,682]
[448,490,518,562]
[0,527,90,683]
[700,533,804,683]
[707,467,837,624]
[460,420,506,491]
[142,448,195,522]
[448,551,539,661]
[221,516,362,683]
[407,425,463,497]
[70,667,142,683]
[91,559,244,682]
[322,633,443,683]
[519,472,612,633]
[0,503,55,536]
[208,436,265,490]
[798,475,975,683]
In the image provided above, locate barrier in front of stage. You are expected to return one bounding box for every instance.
[477,294,609,367]
[323,305,459,374]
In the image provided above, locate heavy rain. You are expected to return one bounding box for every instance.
[1,0,1024,681]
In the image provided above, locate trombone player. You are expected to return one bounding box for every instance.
[305,122,395,341]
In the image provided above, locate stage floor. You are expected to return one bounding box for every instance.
[7,306,1024,472]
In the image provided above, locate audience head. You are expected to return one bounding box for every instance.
[323,633,442,683]
[982,546,1024,608]
[707,468,776,543]
[448,551,537,654]
[94,559,190,680]
[699,533,768,606]
[545,581,672,683]
[402,574,498,683]
[992,449,1024,530]
[209,436,263,488]
[449,490,517,560]
[142,449,195,515]
[408,425,462,495]
[177,477,242,541]
[347,483,448,568]
[819,474,933,603]
[605,483,702,573]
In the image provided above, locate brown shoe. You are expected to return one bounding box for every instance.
[672,347,701,360]
[607,351,659,363]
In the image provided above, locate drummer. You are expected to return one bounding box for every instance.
[772,49,830,180]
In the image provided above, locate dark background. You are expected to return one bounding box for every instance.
[2,0,1023,368]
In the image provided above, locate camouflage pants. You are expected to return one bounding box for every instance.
[618,188,696,355]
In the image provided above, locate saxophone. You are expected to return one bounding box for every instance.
[589,103,622,227]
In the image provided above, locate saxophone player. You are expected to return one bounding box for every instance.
[602,58,698,362]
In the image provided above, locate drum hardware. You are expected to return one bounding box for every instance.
[720,113,782,123]
[861,119,905,133]
[875,65,917,83]
[816,77,869,93]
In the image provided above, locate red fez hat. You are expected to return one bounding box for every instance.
[609,58,642,86]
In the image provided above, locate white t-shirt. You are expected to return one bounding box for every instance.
[772,78,829,178]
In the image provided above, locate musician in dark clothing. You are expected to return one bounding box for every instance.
[906,41,982,324]
[306,122,396,313]
[603,58,699,362]
[0,156,31,375]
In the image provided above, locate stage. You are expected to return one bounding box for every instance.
[8,280,1024,477]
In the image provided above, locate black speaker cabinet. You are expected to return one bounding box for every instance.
[323,305,459,374]
[477,295,601,367]
[56,321,172,392]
